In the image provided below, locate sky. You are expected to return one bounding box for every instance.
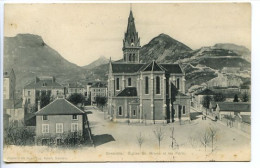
[4,3,251,66]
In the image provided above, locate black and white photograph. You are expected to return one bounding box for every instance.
[2,3,251,162]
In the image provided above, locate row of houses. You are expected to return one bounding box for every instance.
[22,76,108,108]
[3,70,94,146]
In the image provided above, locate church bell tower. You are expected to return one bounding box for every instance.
[123,8,141,63]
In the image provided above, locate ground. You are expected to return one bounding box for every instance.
[3,107,250,162]
[86,106,250,161]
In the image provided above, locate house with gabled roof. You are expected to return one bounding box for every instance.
[107,9,190,123]
[35,98,88,145]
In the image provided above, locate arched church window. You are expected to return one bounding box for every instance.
[177,78,180,90]
[145,76,149,94]
[156,76,160,94]
[129,54,132,61]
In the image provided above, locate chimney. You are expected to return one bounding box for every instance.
[38,100,41,111]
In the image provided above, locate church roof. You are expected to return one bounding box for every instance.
[160,64,183,74]
[117,87,137,97]
[140,60,166,72]
[111,63,145,73]
[111,62,183,74]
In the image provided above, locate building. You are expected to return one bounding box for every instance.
[107,9,190,123]
[23,76,65,108]
[35,98,87,145]
[90,82,107,105]
[210,102,251,121]
[3,69,16,100]
[207,73,243,88]
[193,88,215,112]
[3,99,24,127]
[221,67,241,74]
[66,82,85,97]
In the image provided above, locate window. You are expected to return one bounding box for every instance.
[43,115,48,120]
[177,78,180,90]
[116,78,120,90]
[156,76,160,94]
[129,54,132,61]
[183,106,186,115]
[28,91,31,96]
[128,78,132,86]
[28,98,31,104]
[56,90,59,95]
[56,123,63,133]
[145,76,149,94]
[42,124,49,133]
[133,54,135,62]
[71,123,78,132]
[118,106,122,116]
[72,114,78,120]
[133,110,136,116]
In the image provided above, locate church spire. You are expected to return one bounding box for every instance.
[122,7,141,63]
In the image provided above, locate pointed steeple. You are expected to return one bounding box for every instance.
[122,7,141,63]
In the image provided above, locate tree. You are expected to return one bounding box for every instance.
[136,132,145,151]
[40,94,51,109]
[67,93,85,106]
[153,127,164,152]
[233,94,239,102]
[213,93,226,102]
[202,95,213,109]
[199,129,211,152]
[241,92,249,102]
[95,96,107,111]
[208,127,218,153]
[170,127,179,150]
[4,122,35,146]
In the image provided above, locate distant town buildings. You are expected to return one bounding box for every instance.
[207,73,243,88]
[66,82,85,97]
[3,69,16,100]
[23,76,65,106]
[90,82,107,105]
[107,9,190,123]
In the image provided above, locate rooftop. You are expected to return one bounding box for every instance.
[195,89,215,95]
[24,76,63,89]
[35,98,85,115]
[117,87,137,97]
[68,82,84,88]
[91,82,106,88]
[217,102,251,112]
[111,62,183,74]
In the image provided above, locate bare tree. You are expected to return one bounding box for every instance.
[208,127,218,152]
[199,129,211,152]
[170,127,179,150]
[188,136,198,148]
[153,127,164,152]
[136,132,145,151]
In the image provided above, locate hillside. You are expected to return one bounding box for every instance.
[139,33,192,63]
[4,34,85,90]
[4,33,251,93]
[82,56,109,70]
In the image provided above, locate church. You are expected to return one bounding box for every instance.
[107,9,190,123]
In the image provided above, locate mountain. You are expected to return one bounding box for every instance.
[214,43,251,62]
[86,33,251,90]
[82,56,109,69]
[139,33,192,63]
[4,34,85,90]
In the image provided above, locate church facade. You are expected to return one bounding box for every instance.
[107,10,190,123]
